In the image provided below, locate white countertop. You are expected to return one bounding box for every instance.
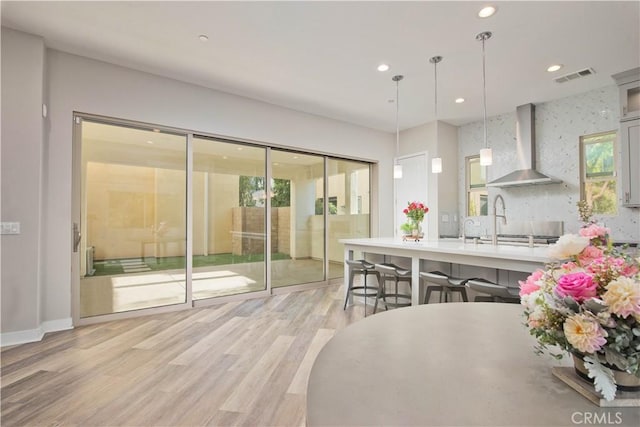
[340,237,552,265]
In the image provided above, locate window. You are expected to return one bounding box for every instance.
[466,155,488,216]
[580,131,617,215]
[315,197,337,215]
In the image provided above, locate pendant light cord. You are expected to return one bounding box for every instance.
[396,78,400,157]
[434,60,438,119]
[392,75,403,160]
[429,56,442,164]
[481,34,488,149]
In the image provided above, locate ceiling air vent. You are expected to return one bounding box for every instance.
[554,68,596,83]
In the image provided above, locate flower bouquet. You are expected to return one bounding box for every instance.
[401,201,429,239]
[520,220,640,401]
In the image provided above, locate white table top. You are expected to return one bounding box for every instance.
[307,303,640,426]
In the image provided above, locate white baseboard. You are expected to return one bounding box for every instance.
[0,317,73,347]
[41,318,73,333]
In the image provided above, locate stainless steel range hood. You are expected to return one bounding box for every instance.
[486,103,562,187]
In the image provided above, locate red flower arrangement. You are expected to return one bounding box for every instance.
[403,201,429,223]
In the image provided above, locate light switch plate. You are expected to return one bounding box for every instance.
[1,222,20,235]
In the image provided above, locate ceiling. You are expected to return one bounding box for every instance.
[2,1,639,132]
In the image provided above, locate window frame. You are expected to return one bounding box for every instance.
[579,130,618,216]
[465,155,488,217]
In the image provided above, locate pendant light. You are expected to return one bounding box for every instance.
[393,74,404,179]
[430,56,443,174]
[477,31,493,166]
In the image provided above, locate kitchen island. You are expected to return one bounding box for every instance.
[340,237,552,305]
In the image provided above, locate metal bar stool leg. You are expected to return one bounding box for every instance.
[343,268,357,310]
[363,272,368,317]
[460,287,469,302]
[373,271,381,313]
[382,276,389,310]
[394,278,399,308]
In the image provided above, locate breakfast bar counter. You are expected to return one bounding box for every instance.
[340,237,552,305]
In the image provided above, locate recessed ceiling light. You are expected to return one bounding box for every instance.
[237,147,243,151]
[198,34,209,42]
[547,64,563,72]
[222,156,228,159]
[455,98,465,104]
[152,128,160,133]
[293,156,299,159]
[146,140,154,144]
[478,6,497,18]
[377,64,390,72]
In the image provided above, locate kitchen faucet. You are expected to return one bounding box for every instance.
[461,218,475,243]
[492,194,507,245]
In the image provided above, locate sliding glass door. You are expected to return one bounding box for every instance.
[79,120,187,318]
[192,137,267,299]
[327,158,370,279]
[271,150,325,287]
[75,115,372,321]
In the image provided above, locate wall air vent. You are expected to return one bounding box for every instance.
[554,68,596,83]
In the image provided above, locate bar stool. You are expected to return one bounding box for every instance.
[420,271,469,304]
[344,259,381,316]
[374,263,412,312]
[466,279,521,303]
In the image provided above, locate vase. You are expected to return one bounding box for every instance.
[410,221,422,238]
[572,353,640,392]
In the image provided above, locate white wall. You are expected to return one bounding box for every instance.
[435,122,459,237]
[35,40,394,327]
[398,120,459,238]
[0,28,395,339]
[458,86,640,241]
[1,28,45,336]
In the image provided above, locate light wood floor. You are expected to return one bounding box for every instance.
[1,283,369,426]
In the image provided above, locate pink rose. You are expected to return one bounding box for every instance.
[622,264,639,277]
[578,245,604,266]
[519,269,544,297]
[561,261,579,271]
[554,272,597,302]
[579,224,610,239]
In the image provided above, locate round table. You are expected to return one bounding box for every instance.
[306,303,640,426]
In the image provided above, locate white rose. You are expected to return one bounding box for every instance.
[527,305,546,328]
[547,234,590,260]
[521,289,541,311]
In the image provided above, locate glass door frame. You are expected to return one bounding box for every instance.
[71,113,193,326]
[191,138,272,307]
[72,113,373,325]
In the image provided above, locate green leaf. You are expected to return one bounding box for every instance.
[563,296,580,312]
[583,299,608,314]
[583,355,617,401]
[604,348,630,371]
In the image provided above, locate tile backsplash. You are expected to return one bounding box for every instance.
[458,85,639,242]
